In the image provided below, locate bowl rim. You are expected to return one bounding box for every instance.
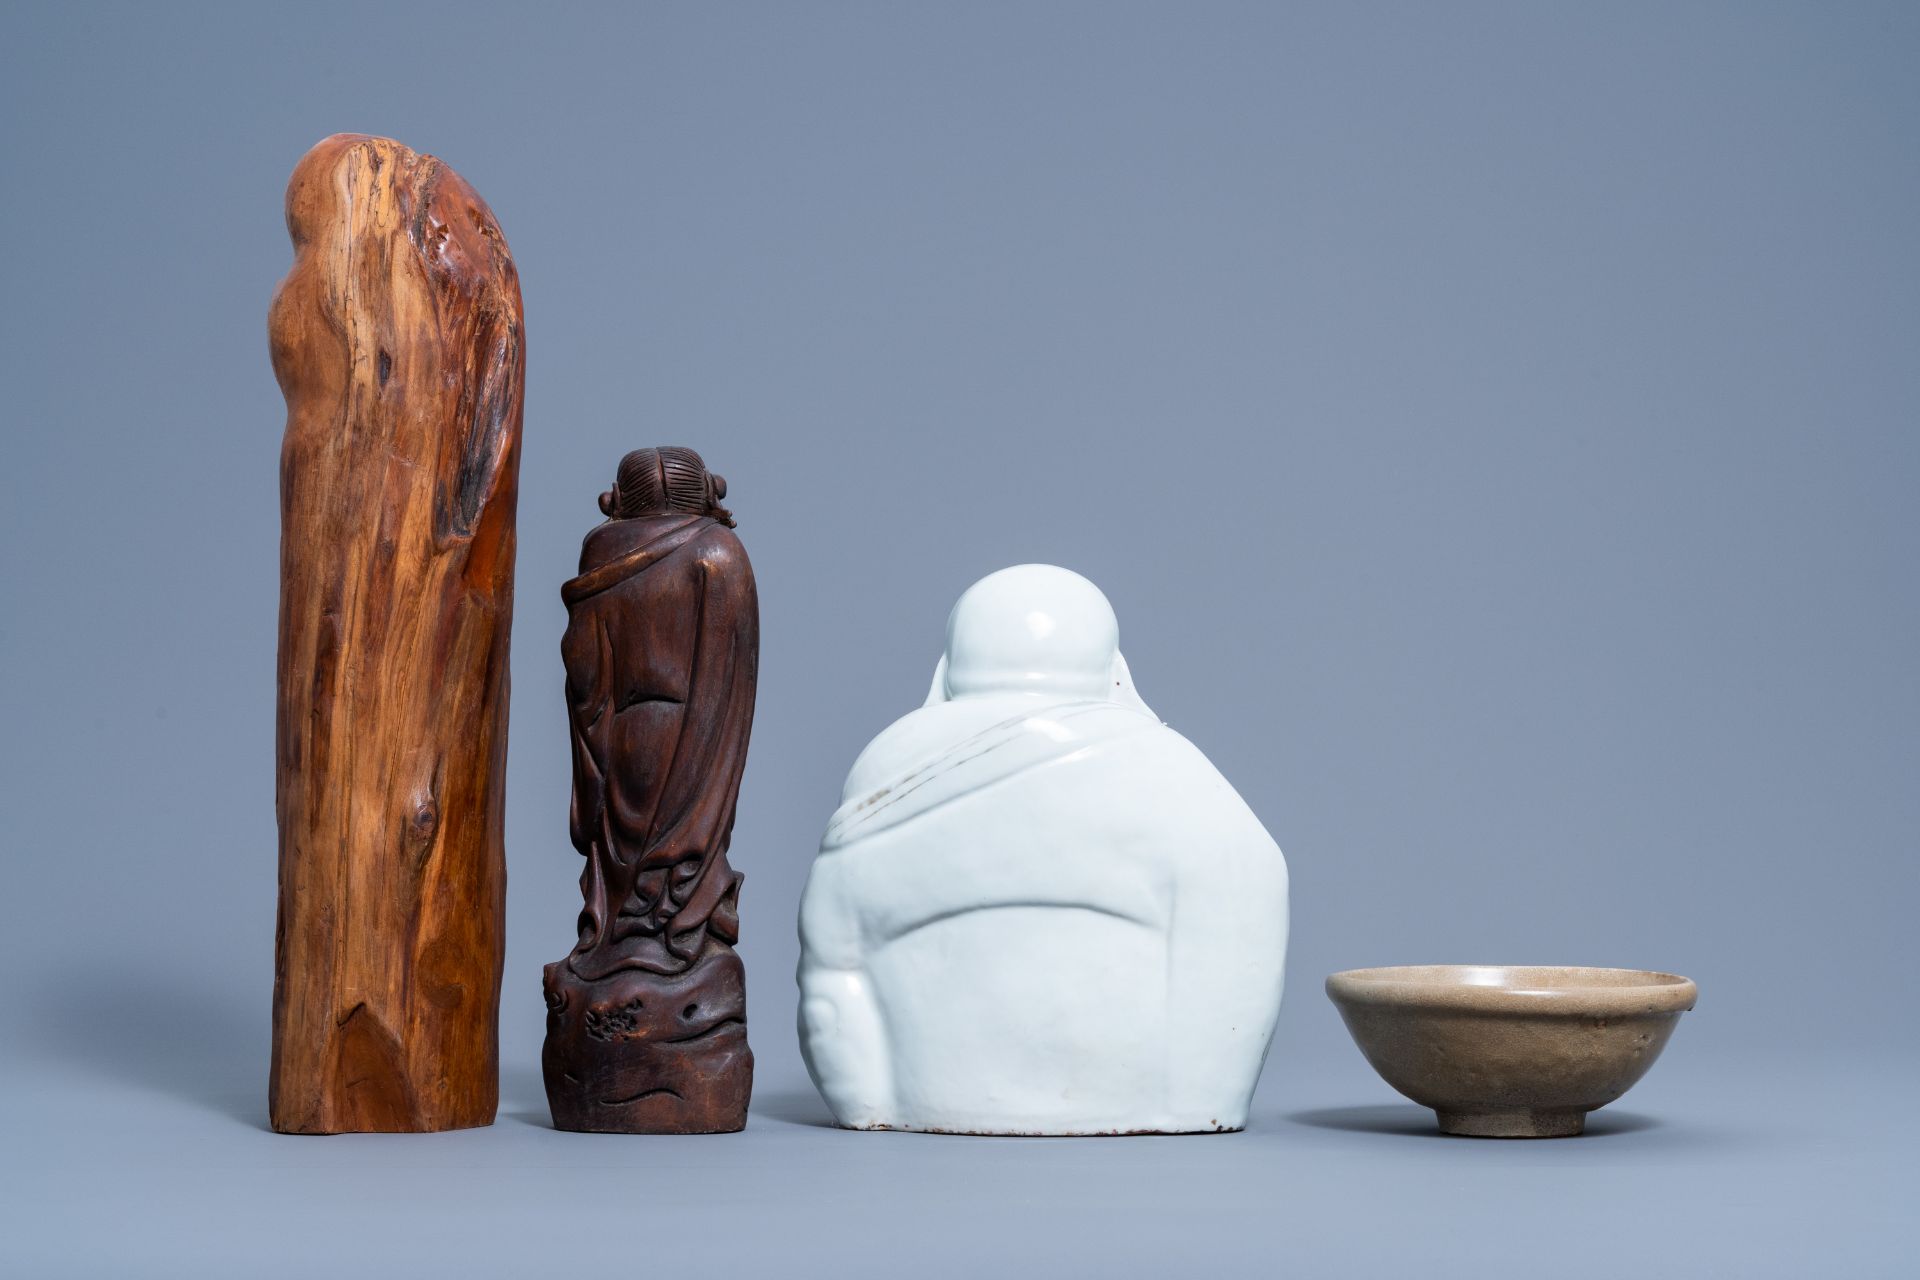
[1325,965,1698,1016]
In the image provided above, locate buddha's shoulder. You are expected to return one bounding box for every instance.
[841,695,1126,804]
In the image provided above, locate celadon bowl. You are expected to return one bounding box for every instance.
[1326,965,1698,1137]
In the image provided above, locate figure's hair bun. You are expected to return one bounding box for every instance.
[609,446,734,526]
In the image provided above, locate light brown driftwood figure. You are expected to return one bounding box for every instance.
[269,134,523,1133]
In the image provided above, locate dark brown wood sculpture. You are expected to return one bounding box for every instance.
[543,447,758,1133]
[269,134,522,1134]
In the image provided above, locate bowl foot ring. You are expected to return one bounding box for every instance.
[1436,1108,1587,1138]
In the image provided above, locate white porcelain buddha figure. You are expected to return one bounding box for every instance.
[797,564,1289,1134]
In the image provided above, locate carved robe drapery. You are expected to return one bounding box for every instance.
[543,499,758,1133]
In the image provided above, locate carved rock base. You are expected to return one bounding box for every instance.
[542,951,752,1134]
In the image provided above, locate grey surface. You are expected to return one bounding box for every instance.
[1,2,1914,1275]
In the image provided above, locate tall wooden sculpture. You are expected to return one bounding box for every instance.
[269,134,522,1133]
[543,447,759,1133]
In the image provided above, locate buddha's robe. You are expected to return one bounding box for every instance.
[798,677,1288,1135]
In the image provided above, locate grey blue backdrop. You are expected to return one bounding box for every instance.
[1,2,1913,1275]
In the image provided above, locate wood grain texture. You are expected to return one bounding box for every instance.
[269,134,522,1134]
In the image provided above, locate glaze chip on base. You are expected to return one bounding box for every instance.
[797,565,1289,1135]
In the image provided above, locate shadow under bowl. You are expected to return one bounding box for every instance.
[1325,965,1697,1138]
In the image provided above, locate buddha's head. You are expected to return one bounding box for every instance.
[941,565,1120,701]
[600,446,734,527]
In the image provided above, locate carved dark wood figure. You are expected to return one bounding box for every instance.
[270,134,521,1134]
[543,447,759,1133]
